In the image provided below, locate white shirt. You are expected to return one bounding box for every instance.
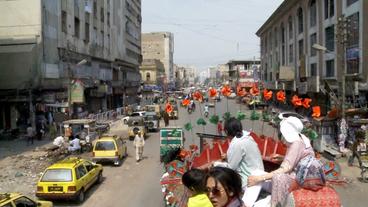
[69,138,81,149]
[134,135,145,147]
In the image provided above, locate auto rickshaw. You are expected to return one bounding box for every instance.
[127,116,148,140]
[62,119,98,152]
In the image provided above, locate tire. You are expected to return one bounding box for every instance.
[77,189,85,203]
[124,119,127,124]
[97,172,103,184]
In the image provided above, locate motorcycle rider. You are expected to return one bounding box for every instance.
[204,105,209,117]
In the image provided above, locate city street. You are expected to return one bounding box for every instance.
[50,98,368,207]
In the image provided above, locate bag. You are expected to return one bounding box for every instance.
[295,155,326,191]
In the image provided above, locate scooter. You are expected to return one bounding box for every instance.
[204,111,209,118]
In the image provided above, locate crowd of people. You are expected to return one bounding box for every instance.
[182,116,326,207]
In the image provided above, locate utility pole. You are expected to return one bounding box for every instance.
[336,15,349,118]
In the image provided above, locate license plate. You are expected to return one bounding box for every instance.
[48,186,63,192]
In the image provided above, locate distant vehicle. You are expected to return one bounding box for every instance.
[122,111,146,124]
[127,117,148,140]
[144,112,160,132]
[36,157,103,203]
[92,135,128,166]
[1,193,53,207]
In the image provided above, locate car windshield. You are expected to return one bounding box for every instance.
[95,141,116,150]
[146,116,155,121]
[41,169,72,182]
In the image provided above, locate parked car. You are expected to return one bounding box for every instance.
[92,135,128,166]
[122,111,146,124]
[36,157,103,203]
[145,104,162,119]
[1,193,53,207]
[144,112,160,132]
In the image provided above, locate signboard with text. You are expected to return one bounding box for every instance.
[71,80,84,103]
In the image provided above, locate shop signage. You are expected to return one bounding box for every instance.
[71,80,84,103]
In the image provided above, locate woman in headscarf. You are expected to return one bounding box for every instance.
[247,116,325,207]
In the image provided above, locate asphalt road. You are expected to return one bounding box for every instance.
[53,98,368,207]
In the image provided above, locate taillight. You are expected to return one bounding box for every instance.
[37,186,43,192]
[68,186,77,192]
[92,152,95,157]
[115,151,118,156]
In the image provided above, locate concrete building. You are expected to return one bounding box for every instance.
[227,60,261,89]
[257,0,367,112]
[140,59,165,88]
[0,0,142,130]
[217,64,230,83]
[174,64,185,89]
[142,32,174,87]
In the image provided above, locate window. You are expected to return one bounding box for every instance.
[95,141,116,150]
[93,0,97,18]
[347,0,358,7]
[324,0,335,19]
[310,33,317,56]
[61,11,67,33]
[281,23,286,65]
[289,44,294,63]
[107,12,110,26]
[93,27,97,43]
[274,28,278,47]
[84,161,94,172]
[85,22,90,42]
[298,39,304,58]
[297,8,303,34]
[326,59,335,77]
[146,72,151,82]
[310,0,317,27]
[41,169,72,182]
[100,7,104,22]
[101,30,104,47]
[74,17,80,38]
[107,34,110,48]
[76,165,87,179]
[346,12,360,74]
[14,196,36,207]
[325,25,335,51]
[288,16,293,39]
[310,63,317,76]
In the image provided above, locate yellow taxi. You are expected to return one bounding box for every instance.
[0,193,52,207]
[92,135,128,166]
[36,157,103,203]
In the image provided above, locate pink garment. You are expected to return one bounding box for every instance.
[270,140,314,206]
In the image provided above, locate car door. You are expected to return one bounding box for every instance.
[13,196,37,207]
[75,165,88,191]
[83,161,98,187]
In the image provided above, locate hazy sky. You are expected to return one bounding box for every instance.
[142,0,284,70]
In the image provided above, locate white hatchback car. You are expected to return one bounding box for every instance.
[122,111,145,124]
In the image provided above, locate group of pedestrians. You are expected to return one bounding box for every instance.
[182,116,326,207]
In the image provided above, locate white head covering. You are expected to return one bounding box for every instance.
[280,116,311,148]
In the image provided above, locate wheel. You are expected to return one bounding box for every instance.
[97,172,103,184]
[124,119,127,124]
[77,189,85,203]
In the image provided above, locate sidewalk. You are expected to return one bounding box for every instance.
[0,138,53,160]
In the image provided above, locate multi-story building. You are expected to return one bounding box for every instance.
[217,64,230,84]
[227,60,261,89]
[257,0,367,111]
[140,59,165,89]
[174,64,185,89]
[0,0,142,130]
[142,32,174,87]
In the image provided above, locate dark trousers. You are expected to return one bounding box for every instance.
[348,151,362,167]
[27,136,34,145]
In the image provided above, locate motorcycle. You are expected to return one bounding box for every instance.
[204,111,209,118]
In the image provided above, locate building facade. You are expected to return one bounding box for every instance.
[227,60,261,89]
[142,32,174,87]
[257,0,367,111]
[0,0,142,130]
[140,59,165,88]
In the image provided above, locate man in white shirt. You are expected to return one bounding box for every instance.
[68,136,81,153]
[53,136,65,148]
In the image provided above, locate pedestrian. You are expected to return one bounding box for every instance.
[247,116,325,207]
[217,120,223,136]
[68,135,81,153]
[182,168,213,207]
[206,167,245,207]
[338,118,348,153]
[26,124,34,145]
[348,130,366,167]
[163,111,170,127]
[223,118,264,206]
[134,131,145,162]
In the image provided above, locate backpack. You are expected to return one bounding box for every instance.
[295,154,326,191]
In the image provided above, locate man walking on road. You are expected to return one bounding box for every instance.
[26,124,34,145]
[163,111,169,126]
[134,131,145,163]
